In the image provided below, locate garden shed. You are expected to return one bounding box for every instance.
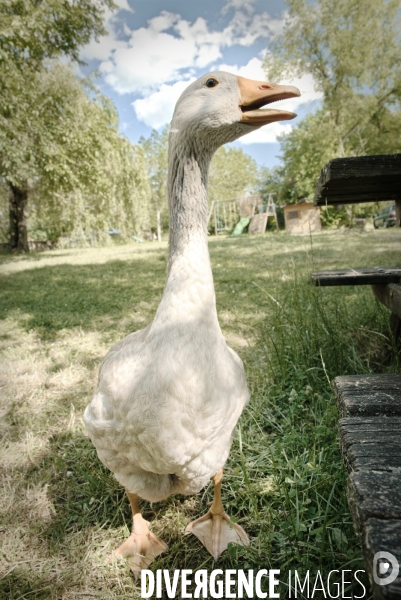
[283,201,321,233]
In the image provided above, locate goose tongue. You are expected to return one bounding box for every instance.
[238,76,301,125]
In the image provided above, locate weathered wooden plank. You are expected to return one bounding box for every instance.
[348,473,401,600]
[339,417,401,447]
[338,417,401,471]
[248,213,268,234]
[333,374,401,417]
[313,154,401,206]
[372,284,401,320]
[333,371,401,598]
[319,191,401,205]
[311,267,401,286]
[344,446,401,472]
[348,471,401,530]
[361,518,401,600]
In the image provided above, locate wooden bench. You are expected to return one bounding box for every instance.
[312,154,401,337]
[333,375,401,599]
[311,155,401,598]
[311,267,401,341]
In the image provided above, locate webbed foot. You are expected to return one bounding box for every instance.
[185,469,249,560]
[186,508,249,560]
[111,491,167,578]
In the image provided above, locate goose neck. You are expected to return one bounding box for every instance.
[167,137,213,265]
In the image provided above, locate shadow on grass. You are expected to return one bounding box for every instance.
[32,432,253,552]
[0,571,63,600]
[0,240,311,342]
[0,429,252,598]
[40,432,128,541]
[0,256,167,339]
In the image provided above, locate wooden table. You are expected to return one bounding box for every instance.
[312,154,401,337]
[311,154,401,599]
[313,153,401,226]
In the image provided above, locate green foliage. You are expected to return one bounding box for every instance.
[0,0,153,249]
[0,63,152,242]
[264,0,401,204]
[319,206,349,229]
[0,0,116,186]
[257,166,282,200]
[0,0,114,68]
[209,146,259,202]
[276,110,339,203]
[139,127,170,234]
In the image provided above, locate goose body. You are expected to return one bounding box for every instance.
[85,244,248,502]
[83,71,300,572]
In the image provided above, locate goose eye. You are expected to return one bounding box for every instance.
[206,78,218,88]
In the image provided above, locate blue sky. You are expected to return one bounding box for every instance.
[80,0,321,168]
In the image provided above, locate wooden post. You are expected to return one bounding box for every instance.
[214,203,218,236]
[207,201,215,227]
[266,194,279,230]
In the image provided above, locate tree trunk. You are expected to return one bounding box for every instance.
[9,184,29,252]
[156,209,161,242]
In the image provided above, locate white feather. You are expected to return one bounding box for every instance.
[83,72,253,503]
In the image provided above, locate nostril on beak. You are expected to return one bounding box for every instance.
[259,84,272,90]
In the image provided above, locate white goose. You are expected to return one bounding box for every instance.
[83,71,300,575]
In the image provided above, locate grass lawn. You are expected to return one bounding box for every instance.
[0,229,400,599]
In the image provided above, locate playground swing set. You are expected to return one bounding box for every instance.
[207,194,278,236]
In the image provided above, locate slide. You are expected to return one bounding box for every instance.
[231,217,250,237]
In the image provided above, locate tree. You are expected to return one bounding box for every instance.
[208,146,259,202]
[257,166,283,202]
[0,0,116,250]
[30,135,152,244]
[264,0,401,203]
[1,63,151,247]
[276,110,339,203]
[139,128,169,240]
[1,0,114,68]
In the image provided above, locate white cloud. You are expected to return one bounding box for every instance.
[220,0,285,47]
[222,0,256,15]
[132,79,196,129]
[113,0,133,11]
[80,0,133,61]
[80,4,282,95]
[240,122,293,144]
[217,57,266,80]
[82,35,123,62]
[96,12,231,94]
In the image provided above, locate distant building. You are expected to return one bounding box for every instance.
[283,202,321,233]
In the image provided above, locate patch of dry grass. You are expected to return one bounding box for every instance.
[0,230,400,598]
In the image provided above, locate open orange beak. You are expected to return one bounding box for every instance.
[238,76,300,125]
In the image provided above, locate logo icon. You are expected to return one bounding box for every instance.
[373,551,399,586]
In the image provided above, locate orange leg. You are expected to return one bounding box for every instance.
[112,491,167,577]
[185,469,249,559]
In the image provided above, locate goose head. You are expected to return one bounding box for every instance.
[170,71,301,149]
